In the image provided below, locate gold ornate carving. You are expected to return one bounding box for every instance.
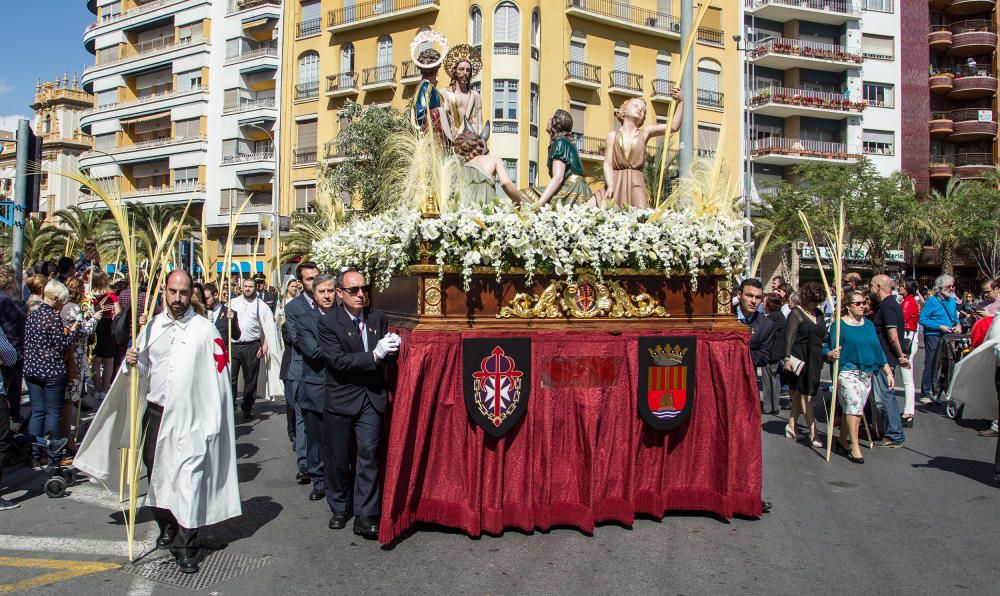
[560,274,612,318]
[423,277,442,315]
[716,278,733,314]
[499,274,670,319]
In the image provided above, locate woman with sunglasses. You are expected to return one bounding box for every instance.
[823,290,891,464]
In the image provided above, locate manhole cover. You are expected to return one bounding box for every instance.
[121,549,271,590]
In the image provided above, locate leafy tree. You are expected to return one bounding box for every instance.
[43,205,120,262]
[321,100,411,213]
[952,174,1000,280]
[911,177,966,277]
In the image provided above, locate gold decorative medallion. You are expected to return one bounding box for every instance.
[499,274,670,319]
[423,277,442,315]
[716,278,733,314]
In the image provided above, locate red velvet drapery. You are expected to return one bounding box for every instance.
[379,329,762,544]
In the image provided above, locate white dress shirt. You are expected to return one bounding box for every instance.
[229,294,263,342]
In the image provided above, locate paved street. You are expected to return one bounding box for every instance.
[0,346,997,594]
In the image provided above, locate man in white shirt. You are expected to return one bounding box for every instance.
[228,278,274,418]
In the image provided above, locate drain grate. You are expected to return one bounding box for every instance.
[121,549,272,590]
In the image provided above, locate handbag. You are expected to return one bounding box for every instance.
[111,305,131,346]
[784,355,805,377]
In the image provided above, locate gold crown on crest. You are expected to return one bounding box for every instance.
[648,344,687,366]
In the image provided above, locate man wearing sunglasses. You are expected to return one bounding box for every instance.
[317,269,400,538]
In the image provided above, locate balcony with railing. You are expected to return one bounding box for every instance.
[493,121,519,134]
[954,152,995,178]
[228,0,282,13]
[225,40,278,65]
[86,0,186,33]
[324,139,347,162]
[120,180,205,200]
[697,89,724,109]
[401,60,420,84]
[328,0,441,33]
[219,190,273,215]
[949,20,997,56]
[750,137,862,165]
[750,85,865,118]
[327,72,360,96]
[81,85,208,121]
[361,65,397,90]
[609,70,642,96]
[96,135,206,157]
[948,108,998,141]
[223,97,276,115]
[564,61,601,89]
[222,150,275,165]
[697,27,724,47]
[930,111,955,138]
[565,0,679,38]
[744,0,862,25]
[751,37,863,71]
[573,134,607,161]
[928,26,954,52]
[949,66,998,100]
[296,18,322,38]
[295,81,319,101]
[929,155,955,179]
[293,149,317,165]
[85,35,207,75]
[944,0,996,17]
[651,79,676,102]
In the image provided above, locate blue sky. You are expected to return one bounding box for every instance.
[0,1,95,132]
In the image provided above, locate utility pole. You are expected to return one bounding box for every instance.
[13,119,41,295]
[679,1,695,177]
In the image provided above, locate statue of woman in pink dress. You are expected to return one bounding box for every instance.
[603,87,683,208]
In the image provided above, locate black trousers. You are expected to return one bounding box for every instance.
[322,397,382,517]
[142,403,197,554]
[0,392,11,485]
[230,340,261,412]
[995,368,1000,480]
[302,408,325,492]
[2,363,22,424]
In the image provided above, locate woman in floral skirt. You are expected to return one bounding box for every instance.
[59,277,99,455]
[823,290,892,464]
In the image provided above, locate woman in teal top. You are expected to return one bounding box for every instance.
[533,110,594,208]
[824,290,892,464]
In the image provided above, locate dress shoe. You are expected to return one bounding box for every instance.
[156,526,177,548]
[296,470,310,484]
[241,409,254,420]
[978,428,999,438]
[309,488,325,501]
[760,501,772,514]
[328,512,349,529]
[175,553,199,574]
[353,515,379,538]
[873,439,903,448]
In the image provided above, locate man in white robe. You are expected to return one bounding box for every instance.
[228,278,283,418]
[75,270,241,574]
[948,315,1000,483]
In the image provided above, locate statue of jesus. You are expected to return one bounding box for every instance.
[442,44,484,135]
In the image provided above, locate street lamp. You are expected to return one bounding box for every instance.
[734,33,757,278]
[245,121,280,289]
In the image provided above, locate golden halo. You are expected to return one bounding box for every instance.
[443,44,482,79]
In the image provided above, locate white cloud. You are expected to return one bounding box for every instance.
[0,81,11,95]
[0,115,31,134]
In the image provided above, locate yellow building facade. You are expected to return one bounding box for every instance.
[278,0,740,214]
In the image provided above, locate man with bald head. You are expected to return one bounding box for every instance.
[870,274,909,447]
[76,269,241,575]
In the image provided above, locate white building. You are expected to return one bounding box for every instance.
[79,0,282,274]
[743,0,902,204]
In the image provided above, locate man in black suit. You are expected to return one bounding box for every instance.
[735,277,774,516]
[282,262,321,494]
[318,269,399,537]
[254,274,278,313]
[293,273,336,506]
[202,283,241,346]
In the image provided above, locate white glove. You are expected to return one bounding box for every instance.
[373,335,400,360]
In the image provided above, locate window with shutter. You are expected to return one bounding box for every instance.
[863,129,894,155]
[175,118,200,139]
[863,82,894,107]
[377,36,393,67]
[494,2,519,43]
[656,52,670,80]
[697,123,720,156]
[301,0,320,22]
[298,52,319,84]
[341,44,355,73]
[96,89,118,107]
[862,34,893,60]
[295,184,316,210]
[470,7,483,46]
[297,120,318,151]
[569,103,585,135]
[570,40,585,63]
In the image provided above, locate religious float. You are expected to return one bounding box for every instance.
[312,28,762,545]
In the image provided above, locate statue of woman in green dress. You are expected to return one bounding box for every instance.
[533,110,594,208]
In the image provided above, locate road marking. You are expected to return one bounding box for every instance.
[0,534,155,559]
[0,556,120,593]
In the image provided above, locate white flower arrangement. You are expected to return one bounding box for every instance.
[311,201,747,291]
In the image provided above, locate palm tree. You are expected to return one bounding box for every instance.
[44,205,120,261]
[912,177,965,276]
[127,203,196,265]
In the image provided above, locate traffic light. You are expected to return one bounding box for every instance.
[15,120,41,214]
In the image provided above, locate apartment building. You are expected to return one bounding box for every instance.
[0,75,94,217]
[79,0,282,275]
[278,0,741,215]
[922,0,998,191]
[744,0,902,204]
